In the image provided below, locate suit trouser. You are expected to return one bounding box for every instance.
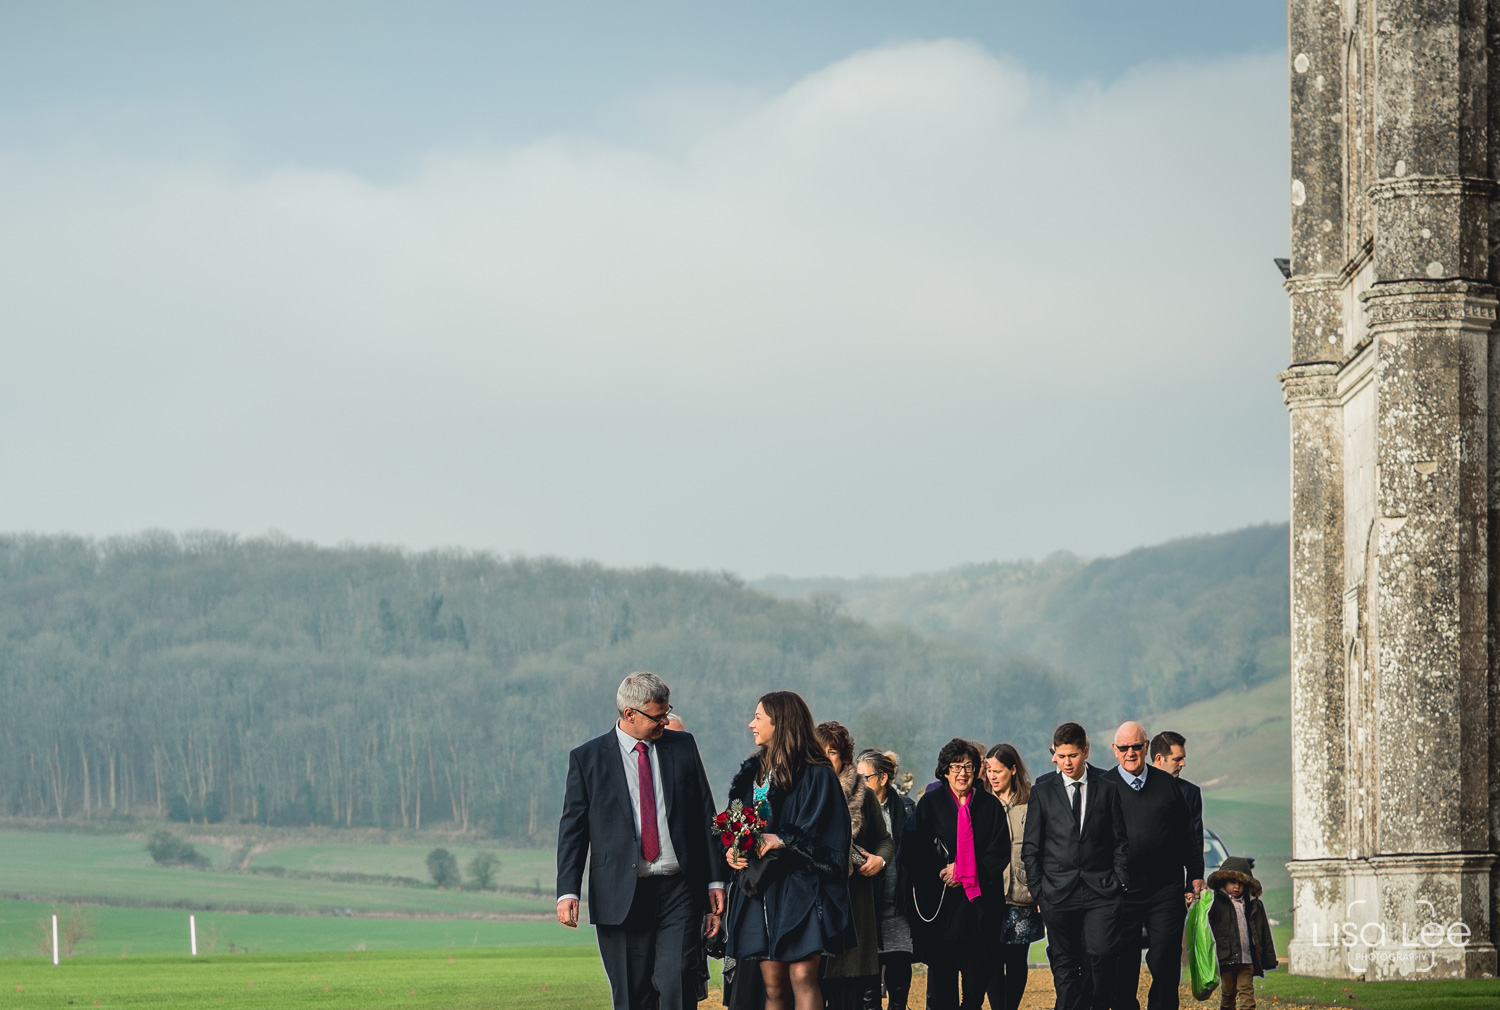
[1039,885,1121,1010]
[595,872,696,1010]
[1115,884,1187,1010]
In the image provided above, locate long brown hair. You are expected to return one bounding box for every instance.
[756,691,830,791]
[985,742,1032,805]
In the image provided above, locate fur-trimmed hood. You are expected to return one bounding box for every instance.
[836,762,866,839]
[1207,855,1262,897]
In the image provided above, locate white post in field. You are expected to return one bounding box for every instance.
[189,914,198,956]
[51,914,58,965]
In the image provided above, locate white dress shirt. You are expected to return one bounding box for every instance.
[1064,767,1089,827]
[614,723,681,877]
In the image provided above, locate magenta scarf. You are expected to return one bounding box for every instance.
[951,788,982,901]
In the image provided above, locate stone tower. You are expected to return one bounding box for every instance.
[1282,0,1500,979]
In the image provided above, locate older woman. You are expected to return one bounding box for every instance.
[985,742,1042,1010]
[856,748,916,1010]
[816,722,893,1010]
[901,738,1010,1010]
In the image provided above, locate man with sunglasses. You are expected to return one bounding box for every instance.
[556,671,727,1010]
[1109,721,1204,1010]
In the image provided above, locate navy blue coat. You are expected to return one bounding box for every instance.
[724,756,856,961]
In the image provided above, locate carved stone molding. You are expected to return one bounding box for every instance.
[1361,282,1498,331]
[1280,362,1341,408]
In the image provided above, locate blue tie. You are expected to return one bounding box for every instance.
[1132,777,1143,791]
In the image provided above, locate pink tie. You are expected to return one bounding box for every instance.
[634,741,660,864]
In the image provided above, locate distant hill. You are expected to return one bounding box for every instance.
[0,532,1075,839]
[756,523,1290,716]
[0,525,1289,843]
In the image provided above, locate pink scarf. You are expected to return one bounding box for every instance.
[951,788,982,901]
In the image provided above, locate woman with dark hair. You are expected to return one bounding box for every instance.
[985,742,1043,1010]
[816,723,893,1010]
[901,738,1010,1010]
[856,748,916,1010]
[723,692,856,1010]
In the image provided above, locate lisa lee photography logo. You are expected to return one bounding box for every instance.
[1309,900,1473,973]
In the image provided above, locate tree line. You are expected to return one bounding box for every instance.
[0,531,1080,839]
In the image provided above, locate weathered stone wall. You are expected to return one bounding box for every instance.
[1284,0,1499,980]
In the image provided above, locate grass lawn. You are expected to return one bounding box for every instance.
[0,946,614,1009]
[0,831,551,917]
[0,901,593,958]
[256,843,555,894]
[1259,972,1500,1009]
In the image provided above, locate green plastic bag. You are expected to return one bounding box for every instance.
[1186,888,1219,1000]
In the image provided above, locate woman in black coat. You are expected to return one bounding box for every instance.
[724,691,856,1010]
[901,738,1010,1010]
[856,747,918,1010]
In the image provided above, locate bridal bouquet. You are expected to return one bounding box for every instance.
[711,799,765,853]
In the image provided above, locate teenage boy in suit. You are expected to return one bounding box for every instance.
[1022,722,1129,1010]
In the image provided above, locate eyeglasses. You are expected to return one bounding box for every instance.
[862,773,883,784]
[1113,743,1145,752]
[629,706,674,726]
[948,764,975,775]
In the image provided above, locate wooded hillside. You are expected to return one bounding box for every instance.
[0,532,1069,838]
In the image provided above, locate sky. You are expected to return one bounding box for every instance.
[0,2,1290,577]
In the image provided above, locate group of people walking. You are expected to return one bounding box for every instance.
[557,673,1277,1010]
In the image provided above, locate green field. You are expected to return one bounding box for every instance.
[0,947,612,1009]
[0,831,552,918]
[0,901,592,959]
[1260,971,1500,1010]
[254,843,555,895]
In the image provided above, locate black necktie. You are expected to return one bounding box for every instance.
[1071,780,1082,827]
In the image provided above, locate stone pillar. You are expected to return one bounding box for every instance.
[1283,0,1500,980]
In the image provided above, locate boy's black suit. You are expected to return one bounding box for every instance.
[1022,765,1128,1010]
[1111,765,1203,1010]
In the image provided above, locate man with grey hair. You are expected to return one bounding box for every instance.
[556,672,727,1010]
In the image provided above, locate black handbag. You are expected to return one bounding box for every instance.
[737,849,786,898]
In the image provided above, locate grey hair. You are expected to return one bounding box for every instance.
[616,671,671,714]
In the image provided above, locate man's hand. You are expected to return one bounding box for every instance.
[709,887,726,915]
[938,862,959,887]
[1191,878,1206,900]
[857,854,885,877]
[556,898,580,929]
[704,913,722,938]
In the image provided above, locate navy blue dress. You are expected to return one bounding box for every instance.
[725,757,856,962]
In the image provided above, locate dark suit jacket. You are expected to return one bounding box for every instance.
[1109,765,1204,896]
[1177,776,1204,871]
[1021,765,1129,904]
[555,727,724,926]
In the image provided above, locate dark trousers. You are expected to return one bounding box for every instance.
[595,873,696,1010]
[1115,885,1187,1010]
[986,942,1030,1010]
[1039,885,1122,1010]
[927,938,991,1010]
[880,951,913,1009]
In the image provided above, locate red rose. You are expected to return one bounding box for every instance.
[715,813,729,827]
[739,834,754,851]
[721,832,734,847]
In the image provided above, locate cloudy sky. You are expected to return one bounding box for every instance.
[0,2,1289,577]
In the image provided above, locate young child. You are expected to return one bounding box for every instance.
[1207,855,1278,1010]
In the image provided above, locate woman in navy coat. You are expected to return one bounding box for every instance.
[724,691,855,1010]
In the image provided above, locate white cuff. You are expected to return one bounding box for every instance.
[708,882,726,891]
[557,893,580,904]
